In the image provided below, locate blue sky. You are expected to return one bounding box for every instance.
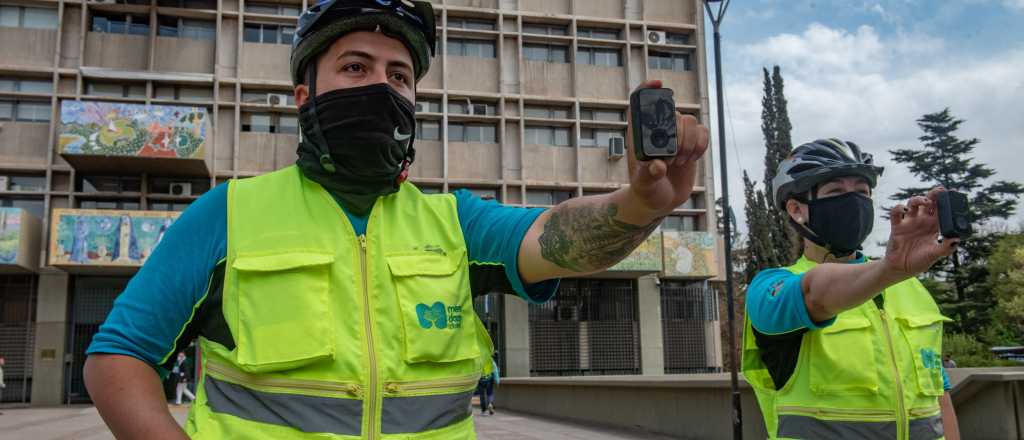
[703,0,1024,255]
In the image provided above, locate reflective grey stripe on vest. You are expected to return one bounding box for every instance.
[778,414,944,439]
[381,390,474,434]
[204,375,362,436]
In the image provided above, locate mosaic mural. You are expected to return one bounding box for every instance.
[663,231,717,278]
[609,231,663,272]
[50,209,179,267]
[0,208,22,265]
[58,101,208,159]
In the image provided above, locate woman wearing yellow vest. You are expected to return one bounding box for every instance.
[743,139,961,440]
[82,1,710,439]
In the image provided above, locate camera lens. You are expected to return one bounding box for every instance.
[651,128,669,149]
[955,216,969,231]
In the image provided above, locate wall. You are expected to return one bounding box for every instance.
[83,32,148,71]
[579,148,629,184]
[30,273,70,406]
[240,43,292,82]
[59,7,83,69]
[153,37,215,74]
[0,123,50,167]
[448,57,499,93]
[651,69,699,104]
[523,144,575,182]
[448,142,501,180]
[217,18,239,78]
[408,140,443,179]
[446,0,499,8]
[520,0,570,15]
[237,132,298,173]
[575,0,624,19]
[523,61,572,97]
[576,64,626,100]
[214,110,235,171]
[0,28,57,68]
[643,0,695,24]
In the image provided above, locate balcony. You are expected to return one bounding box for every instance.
[0,208,42,273]
[57,101,212,176]
[49,208,180,274]
[603,230,719,279]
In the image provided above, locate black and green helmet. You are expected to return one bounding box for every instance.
[771,138,885,210]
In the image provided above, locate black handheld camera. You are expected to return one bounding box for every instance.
[630,88,678,161]
[937,190,972,239]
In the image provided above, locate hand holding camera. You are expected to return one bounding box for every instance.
[883,187,966,277]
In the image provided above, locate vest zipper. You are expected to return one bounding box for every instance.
[206,359,362,398]
[383,374,481,397]
[880,309,908,440]
[775,405,896,422]
[358,235,380,440]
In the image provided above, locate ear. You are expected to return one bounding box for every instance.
[294,84,309,108]
[785,198,807,224]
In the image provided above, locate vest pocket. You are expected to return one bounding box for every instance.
[808,316,879,395]
[386,250,479,364]
[232,252,336,373]
[896,314,951,397]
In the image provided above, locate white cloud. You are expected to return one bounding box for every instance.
[1004,0,1024,11]
[711,23,1024,255]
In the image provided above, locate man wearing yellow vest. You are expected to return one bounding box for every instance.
[743,139,961,439]
[82,1,709,438]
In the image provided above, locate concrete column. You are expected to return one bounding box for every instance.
[637,275,664,375]
[706,320,724,370]
[31,271,70,406]
[503,295,531,377]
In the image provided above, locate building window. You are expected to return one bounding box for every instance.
[157,0,218,8]
[524,105,571,120]
[666,32,689,45]
[243,22,295,44]
[577,27,620,40]
[158,16,216,40]
[244,2,301,16]
[416,120,440,141]
[662,215,698,232]
[580,108,625,122]
[79,176,142,193]
[415,98,442,113]
[447,100,497,116]
[526,189,573,206]
[91,13,150,36]
[524,44,569,63]
[447,122,497,143]
[446,38,496,58]
[577,47,622,67]
[525,126,571,147]
[522,23,567,36]
[6,175,46,192]
[580,127,625,148]
[0,77,53,94]
[0,198,45,218]
[78,200,141,210]
[447,17,496,31]
[649,51,691,72]
[87,81,146,99]
[0,6,58,29]
[241,90,296,106]
[0,100,50,123]
[154,85,213,101]
[241,112,297,134]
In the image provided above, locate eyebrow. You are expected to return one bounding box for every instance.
[336,50,413,73]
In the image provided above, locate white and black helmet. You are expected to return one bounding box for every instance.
[771,138,884,210]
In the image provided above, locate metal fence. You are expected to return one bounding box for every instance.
[0,275,36,403]
[473,292,506,376]
[529,279,640,376]
[67,277,128,404]
[661,280,721,374]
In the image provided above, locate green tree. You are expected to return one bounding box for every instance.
[890,108,1024,333]
[987,233,1024,341]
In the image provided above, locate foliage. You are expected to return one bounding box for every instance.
[943,332,1018,367]
[890,108,1024,333]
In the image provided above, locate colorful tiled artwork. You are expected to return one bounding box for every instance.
[0,208,22,265]
[663,231,717,278]
[50,209,180,266]
[609,232,664,272]
[58,101,208,159]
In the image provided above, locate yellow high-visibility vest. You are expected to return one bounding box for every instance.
[743,256,949,440]
[185,165,492,439]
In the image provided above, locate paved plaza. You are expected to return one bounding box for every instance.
[0,404,673,440]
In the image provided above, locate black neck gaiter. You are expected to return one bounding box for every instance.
[296,83,416,216]
[791,192,875,257]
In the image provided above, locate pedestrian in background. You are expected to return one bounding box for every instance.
[171,352,194,406]
[943,353,958,369]
[0,356,6,415]
[477,354,499,416]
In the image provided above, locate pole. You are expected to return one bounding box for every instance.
[704,1,741,438]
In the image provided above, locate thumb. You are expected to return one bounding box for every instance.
[635,159,668,187]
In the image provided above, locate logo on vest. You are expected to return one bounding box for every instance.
[416,302,463,330]
[920,348,941,371]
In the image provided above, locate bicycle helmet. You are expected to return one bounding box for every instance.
[772,138,884,210]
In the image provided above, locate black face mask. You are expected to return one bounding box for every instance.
[296,83,416,216]
[792,192,875,257]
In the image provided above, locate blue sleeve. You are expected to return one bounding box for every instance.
[747,268,835,335]
[86,183,228,370]
[454,190,559,304]
[942,366,951,391]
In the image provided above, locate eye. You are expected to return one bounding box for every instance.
[342,63,365,73]
[390,71,410,85]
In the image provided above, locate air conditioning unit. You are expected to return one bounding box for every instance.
[0,176,8,191]
[415,102,426,113]
[169,182,192,197]
[647,30,667,45]
[471,104,489,116]
[267,94,289,106]
[608,137,625,159]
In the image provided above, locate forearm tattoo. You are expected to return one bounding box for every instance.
[539,202,662,273]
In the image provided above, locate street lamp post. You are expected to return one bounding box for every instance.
[703,1,742,439]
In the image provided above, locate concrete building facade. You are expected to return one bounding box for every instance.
[0,0,722,406]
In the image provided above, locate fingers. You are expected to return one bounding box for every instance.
[890,203,907,229]
[926,186,947,203]
[906,196,929,218]
[634,79,664,91]
[675,113,699,166]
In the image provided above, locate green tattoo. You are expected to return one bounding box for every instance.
[539,203,662,272]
